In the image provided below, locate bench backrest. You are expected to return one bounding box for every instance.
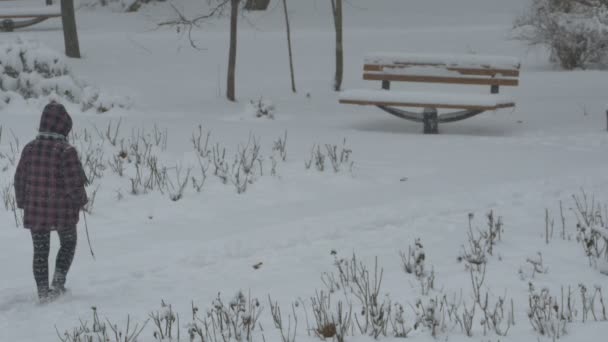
[363,53,521,87]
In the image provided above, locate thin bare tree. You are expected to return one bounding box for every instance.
[227,0,240,101]
[283,0,297,93]
[330,0,343,91]
[158,0,242,102]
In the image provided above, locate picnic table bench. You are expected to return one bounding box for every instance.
[339,53,521,133]
[0,3,61,32]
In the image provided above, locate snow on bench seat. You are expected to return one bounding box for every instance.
[365,53,521,72]
[0,6,61,19]
[339,89,515,110]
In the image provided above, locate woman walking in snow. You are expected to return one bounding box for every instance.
[14,101,88,303]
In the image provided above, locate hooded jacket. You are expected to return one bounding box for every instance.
[14,102,88,231]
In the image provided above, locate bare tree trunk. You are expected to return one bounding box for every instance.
[61,0,81,58]
[244,0,270,10]
[331,0,343,91]
[227,0,239,102]
[282,0,296,93]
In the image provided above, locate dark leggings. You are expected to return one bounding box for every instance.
[31,228,77,298]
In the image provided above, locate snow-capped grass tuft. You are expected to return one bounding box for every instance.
[56,306,147,342]
[0,39,132,113]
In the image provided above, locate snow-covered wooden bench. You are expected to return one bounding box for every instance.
[339,53,521,133]
[0,4,61,32]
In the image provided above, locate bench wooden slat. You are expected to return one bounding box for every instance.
[0,13,60,18]
[0,6,61,19]
[363,73,519,87]
[339,89,515,110]
[340,98,514,110]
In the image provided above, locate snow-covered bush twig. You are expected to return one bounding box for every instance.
[389,303,412,338]
[273,131,288,162]
[0,129,20,168]
[310,291,352,342]
[572,190,608,273]
[192,124,211,159]
[269,296,298,342]
[325,139,353,173]
[2,182,21,227]
[231,135,263,194]
[400,238,426,279]
[249,97,276,119]
[167,164,191,201]
[212,143,229,184]
[150,300,179,341]
[322,254,390,337]
[527,284,568,339]
[192,154,209,193]
[458,212,504,271]
[412,297,447,337]
[56,306,148,342]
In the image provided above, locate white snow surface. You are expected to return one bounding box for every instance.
[1,0,608,341]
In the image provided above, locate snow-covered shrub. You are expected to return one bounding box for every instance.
[305,139,353,173]
[310,291,352,342]
[150,301,177,341]
[0,39,131,113]
[270,131,287,176]
[205,291,263,342]
[268,297,297,342]
[401,239,436,296]
[527,284,569,339]
[458,211,504,271]
[413,297,448,338]
[572,191,608,275]
[248,97,276,119]
[514,0,608,69]
[320,254,391,338]
[401,238,426,278]
[57,306,147,342]
[231,135,263,194]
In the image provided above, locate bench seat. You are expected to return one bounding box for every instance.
[0,5,61,19]
[339,89,515,110]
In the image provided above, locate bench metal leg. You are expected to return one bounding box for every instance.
[423,108,438,134]
[1,19,15,32]
[381,80,391,90]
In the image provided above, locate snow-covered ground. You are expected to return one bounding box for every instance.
[2,0,608,341]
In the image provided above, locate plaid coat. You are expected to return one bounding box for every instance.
[14,102,88,232]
